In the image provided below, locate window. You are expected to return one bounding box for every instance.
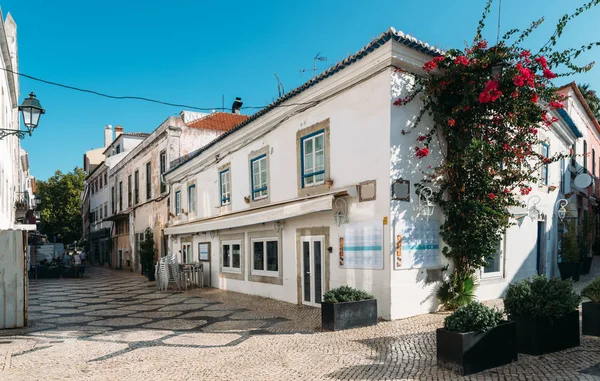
[593,149,597,177]
[104,203,108,217]
[251,155,268,200]
[482,236,504,278]
[134,170,139,204]
[188,184,196,214]
[115,145,121,154]
[584,140,588,169]
[111,186,115,214]
[99,175,103,189]
[175,191,181,215]
[128,175,132,207]
[251,238,278,275]
[146,162,152,200]
[301,131,325,187]
[220,169,231,206]
[99,207,102,220]
[160,150,167,194]
[541,143,549,185]
[91,182,95,195]
[119,181,123,211]
[104,173,107,186]
[222,241,241,272]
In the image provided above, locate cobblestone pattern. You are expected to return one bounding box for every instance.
[1,262,600,380]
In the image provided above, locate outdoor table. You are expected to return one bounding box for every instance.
[179,263,204,290]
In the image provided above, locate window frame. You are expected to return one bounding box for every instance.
[146,162,152,200]
[541,142,549,185]
[221,240,242,273]
[593,149,597,177]
[481,236,504,279]
[220,169,231,206]
[251,154,268,200]
[300,130,326,188]
[175,190,181,215]
[134,170,139,204]
[160,150,167,194]
[250,237,279,277]
[111,186,115,214]
[187,184,196,214]
[118,181,123,211]
[128,175,132,207]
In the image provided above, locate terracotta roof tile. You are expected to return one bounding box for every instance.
[187,112,248,131]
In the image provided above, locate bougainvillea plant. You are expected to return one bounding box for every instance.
[396,0,600,309]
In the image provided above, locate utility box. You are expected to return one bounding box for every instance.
[0,229,28,329]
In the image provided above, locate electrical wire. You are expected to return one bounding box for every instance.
[0,66,319,111]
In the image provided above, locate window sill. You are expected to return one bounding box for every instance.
[222,268,242,274]
[250,270,279,278]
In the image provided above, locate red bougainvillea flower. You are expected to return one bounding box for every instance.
[454,56,469,66]
[417,135,427,142]
[550,101,564,110]
[487,193,496,200]
[448,119,456,126]
[513,64,535,87]
[535,56,548,68]
[463,105,470,111]
[476,40,488,50]
[543,68,557,79]
[423,60,437,72]
[531,93,539,103]
[520,50,531,58]
[434,56,445,63]
[479,80,502,103]
[504,189,510,194]
[415,146,430,159]
[479,92,491,103]
[520,187,532,196]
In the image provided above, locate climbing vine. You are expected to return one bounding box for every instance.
[397,0,600,309]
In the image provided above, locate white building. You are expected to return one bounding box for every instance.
[163,28,587,320]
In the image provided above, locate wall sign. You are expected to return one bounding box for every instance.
[341,221,384,269]
[198,242,210,261]
[395,219,441,269]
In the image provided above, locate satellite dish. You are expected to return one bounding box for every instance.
[574,173,592,188]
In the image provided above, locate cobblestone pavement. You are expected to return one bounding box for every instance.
[1,264,600,381]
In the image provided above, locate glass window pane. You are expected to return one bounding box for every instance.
[314,241,322,304]
[254,241,264,271]
[305,175,314,185]
[484,247,501,273]
[303,241,311,303]
[304,154,313,172]
[252,161,259,175]
[253,173,260,190]
[223,244,230,268]
[260,170,267,186]
[315,134,324,151]
[315,173,325,183]
[267,241,278,272]
[232,244,241,268]
[304,138,313,154]
[315,151,324,170]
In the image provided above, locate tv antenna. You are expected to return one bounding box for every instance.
[274,72,285,97]
[299,52,328,78]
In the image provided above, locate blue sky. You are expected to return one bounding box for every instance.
[5,0,600,180]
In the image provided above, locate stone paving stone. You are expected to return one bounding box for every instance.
[89,317,153,327]
[127,311,183,319]
[92,329,172,343]
[177,310,232,319]
[117,304,161,312]
[85,309,133,317]
[162,332,241,346]
[37,301,87,308]
[157,303,210,312]
[142,319,208,330]
[203,320,267,332]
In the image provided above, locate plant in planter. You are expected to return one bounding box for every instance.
[139,228,157,282]
[321,286,376,331]
[437,302,517,375]
[580,215,594,275]
[559,219,583,281]
[504,275,581,355]
[436,273,476,311]
[582,277,600,336]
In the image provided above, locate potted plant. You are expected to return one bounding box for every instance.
[437,302,517,376]
[321,286,376,331]
[504,276,581,355]
[580,216,593,275]
[139,228,157,282]
[558,219,583,281]
[582,277,600,336]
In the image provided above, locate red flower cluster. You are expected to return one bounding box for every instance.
[454,56,469,66]
[416,135,427,142]
[543,68,557,79]
[520,187,532,196]
[393,96,411,106]
[541,112,560,127]
[487,193,496,200]
[479,80,502,103]
[535,56,548,68]
[448,119,456,126]
[513,63,535,87]
[423,56,445,72]
[415,146,430,159]
[550,101,564,110]
[476,40,488,50]
[520,50,531,58]
[531,93,539,103]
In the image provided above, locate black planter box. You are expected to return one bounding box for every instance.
[510,310,580,355]
[581,257,593,275]
[558,262,583,281]
[583,302,600,337]
[321,299,377,331]
[436,321,517,376]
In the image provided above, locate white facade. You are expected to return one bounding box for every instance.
[0,11,24,229]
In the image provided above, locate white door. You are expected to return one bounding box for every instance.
[301,236,325,307]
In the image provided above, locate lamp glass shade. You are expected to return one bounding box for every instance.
[19,92,45,130]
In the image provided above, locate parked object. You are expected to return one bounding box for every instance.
[321,286,377,331]
[437,302,517,376]
[582,277,600,336]
[504,276,581,355]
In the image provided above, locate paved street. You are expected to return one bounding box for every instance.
[1,266,600,381]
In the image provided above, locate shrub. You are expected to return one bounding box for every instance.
[323,286,374,303]
[560,219,581,264]
[436,274,476,310]
[443,301,503,333]
[504,275,581,319]
[582,277,600,304]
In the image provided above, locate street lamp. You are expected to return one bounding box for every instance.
[0,92,45,140]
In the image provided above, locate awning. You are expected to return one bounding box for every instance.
[164,193,335,236]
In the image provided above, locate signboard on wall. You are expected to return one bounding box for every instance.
[340,221,384,269]
[198,242,210,261]
[395,219,441,269]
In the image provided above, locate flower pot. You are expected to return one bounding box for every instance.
[510,310,580,355]
[321,299,377,331]
[582,301,600,337]
[581,257,593,275]
[558,262,583,281]
[436,321,518,376]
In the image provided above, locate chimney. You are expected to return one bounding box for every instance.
[115,125,123,138]
[104,125,113,147]
[232,97,243,114]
